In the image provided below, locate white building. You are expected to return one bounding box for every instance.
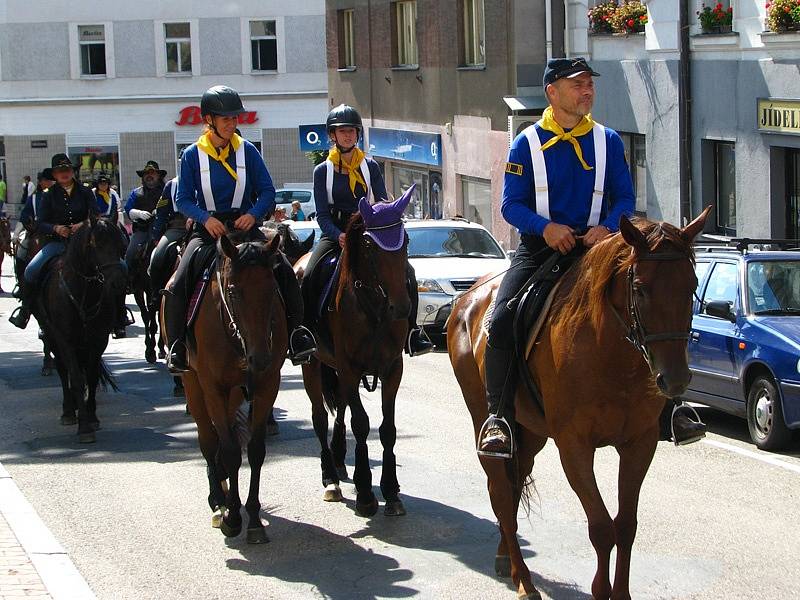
[0,0,327,215]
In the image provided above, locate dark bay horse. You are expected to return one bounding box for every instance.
[35,217,127,442]
[300,188,414,517]
[168,232,287,543]
[262,221,315,266]
[0,216,10,293]
[129,240,161,363]
[448,209,710,600]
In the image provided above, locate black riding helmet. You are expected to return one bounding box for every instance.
[200,85,246,117]
[326,104,363,133]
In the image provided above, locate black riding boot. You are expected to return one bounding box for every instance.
[274,256,316,365]
[405,267,434,356]
[9,282,36,329]
[164,284,188,373]
[659,398,707,445]
[477,343,516,458]
[112,294,129,339]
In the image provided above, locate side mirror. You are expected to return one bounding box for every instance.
[705,300,736,322]
[507,249,516,259]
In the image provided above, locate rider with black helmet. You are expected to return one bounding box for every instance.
[162,85,316,372]
[303,104,433,356]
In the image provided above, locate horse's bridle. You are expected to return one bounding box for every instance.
[608,250,694,372]
[351,224,407,324]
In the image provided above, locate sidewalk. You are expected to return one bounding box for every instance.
[0,510,51,599]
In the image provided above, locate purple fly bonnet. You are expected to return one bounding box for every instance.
[358,184,415,251]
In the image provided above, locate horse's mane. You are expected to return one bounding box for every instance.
[555,218,695,339]
[339,213,366,290]
[63,219,96,273]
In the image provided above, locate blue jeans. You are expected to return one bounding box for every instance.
[24,240,65,284]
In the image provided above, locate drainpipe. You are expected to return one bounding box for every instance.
[545,0,553,60]
[367,0,375,127]
[678,0,692,224]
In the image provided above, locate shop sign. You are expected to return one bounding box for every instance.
[758,98,800,136]
[367,127,442,167]
[298,124,327,152]
[30,140,48,149]
[175,106,259,127]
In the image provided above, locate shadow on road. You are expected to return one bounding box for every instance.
[696,406,800,457]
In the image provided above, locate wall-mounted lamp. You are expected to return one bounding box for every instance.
[385,76,392,84]
[416,74,423,83]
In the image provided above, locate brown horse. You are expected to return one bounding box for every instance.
[299,189,414,517]
[0,216,11,293]
[167,231,287,543]
[447,209,710,600]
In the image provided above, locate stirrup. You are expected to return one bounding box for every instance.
[289,325,316,365]
[476,415,514,459]
[406,327,434,357]
[124,307,136,326]
[671,403,705,447]
[167,340,189,374]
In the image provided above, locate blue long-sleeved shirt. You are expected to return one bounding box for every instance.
[19,190,44,230]
[313,158,387,240]
[176,140,275,225]
[151,178,177,239]
[94,189,119,218]
[502,124,635,235]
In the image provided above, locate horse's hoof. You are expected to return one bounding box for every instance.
[335,465,349,481]
[158,349,166,360]
[518,592,542,600]
[60,415,77,426]
[266,421,279,436]
[355,495,379,517]
[494,554,512,578]
[145,350,157,364]
[211,506,225,528]
[173,385,185,398]
[246,527,270,544]
[78,431,96,444]
[322,484,343,502]
[220,520,242,538]
[384,500,406,517]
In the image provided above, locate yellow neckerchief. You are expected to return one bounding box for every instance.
[196,131,243,181]
[538,106,596,171]
[328,145,367,195]
[97,189,111,206]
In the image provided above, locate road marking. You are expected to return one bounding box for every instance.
[703,439,800,475]
[0,461,96,600]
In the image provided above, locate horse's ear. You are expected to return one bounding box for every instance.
[301,230,315,253]
[619,214,648,254]
[218,234,238,260]
[358,195,373,218]
[681,205,712,243]
[267,231,281,253]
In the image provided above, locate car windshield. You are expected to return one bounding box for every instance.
[747,260,800,314]
[290,226,320,244]
[407,226,505,258]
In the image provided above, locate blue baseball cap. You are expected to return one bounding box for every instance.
[543,57,601,87]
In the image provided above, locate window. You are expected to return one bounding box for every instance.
[250,20,277,71]
[393,166,428,218]
[461,176,492,228]
[786,149,800,239]
[702,262,738,313]
[165,23,192,74]
[714,142,736,236]
[392,1,418,67]
[620,133,647,215]
[68,146,119,189]
[407,227,505,258]
[460,0,485,66]
[339,9,356,68]
[79,25,106,76]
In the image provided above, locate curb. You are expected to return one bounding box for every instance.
[0,462,96,600]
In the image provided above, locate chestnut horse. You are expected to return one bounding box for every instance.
[0,216,10,293]
[448,209,709,600]
[167,232,287,543]
[300,188,414,517]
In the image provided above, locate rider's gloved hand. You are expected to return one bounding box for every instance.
[129,209,153,222]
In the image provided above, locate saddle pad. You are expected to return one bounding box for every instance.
[186,258,216,328]
[317,252,342,318]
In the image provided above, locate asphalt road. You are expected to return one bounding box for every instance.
[0,261,798,600]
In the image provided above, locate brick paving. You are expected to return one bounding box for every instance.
[0,513,51,599]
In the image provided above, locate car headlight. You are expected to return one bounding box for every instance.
[417,279,445,293]
[796,357,800,374]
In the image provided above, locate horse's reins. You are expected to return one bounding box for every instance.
[351,220,407,324]
[607,250,694,372]
[60,258,121,324]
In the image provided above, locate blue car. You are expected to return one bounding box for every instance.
[684,241,800,450]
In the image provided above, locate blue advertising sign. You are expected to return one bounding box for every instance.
[298,124,328,152]
[367,127,442,167]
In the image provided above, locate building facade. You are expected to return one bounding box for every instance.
[0,0,328,218]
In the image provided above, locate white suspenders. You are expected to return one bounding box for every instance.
[197,144,247,212]
[522,122,607,227]
[92,188,117,216]
[325,159,373,205]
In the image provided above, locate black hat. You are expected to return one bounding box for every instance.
[37,169,54,181]
[51,153,75,170]
[200,85,246,117]
[136,161,167,178]
[543,57,600,87]
[326,104,363,131]
[96,172,111,184]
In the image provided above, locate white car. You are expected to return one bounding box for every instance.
[275,188,316,220]
[406,219,510,334]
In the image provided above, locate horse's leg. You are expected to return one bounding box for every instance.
[183,372,226,528]
[135,288,156,364]
[41,336,55,376]
[344,371,378,517]
[54,354,75,425]
[85,358,100,431]
[302,357,341,501]
[72,359,93,443]
[379,356,404,516]
[213,391,243,538]
[243,373,280,544]
[325,365,348,480]
[558,441,614,600]
[611,432,658,600]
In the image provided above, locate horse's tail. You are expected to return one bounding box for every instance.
[506,432,539,518]
[97,359,119,392]
[320,364,338,415]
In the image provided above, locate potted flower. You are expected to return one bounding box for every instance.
[698,3,734,33]
[609,0,648,34]
[588,2,618,34]
[766,0,800,32]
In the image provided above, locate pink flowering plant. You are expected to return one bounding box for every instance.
[766,0,800,31]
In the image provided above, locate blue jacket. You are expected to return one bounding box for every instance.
[502,123,635,235]
[94,189,119,219]
[313,157,387,240]
[19,189,45,231]
[152,178,180,239]
[176,140,275,225]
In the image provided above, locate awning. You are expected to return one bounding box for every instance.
[502,95,548,112]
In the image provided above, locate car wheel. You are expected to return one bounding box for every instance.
[746,375,792,451]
